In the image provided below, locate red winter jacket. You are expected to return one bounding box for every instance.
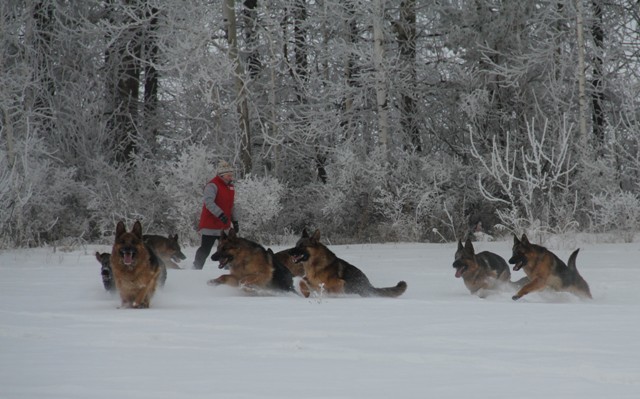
[197,176,235,232]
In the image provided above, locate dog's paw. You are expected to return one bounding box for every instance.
[512,295,521,301]
[207,278,221,286]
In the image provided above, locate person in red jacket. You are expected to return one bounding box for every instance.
[193,160,239,270]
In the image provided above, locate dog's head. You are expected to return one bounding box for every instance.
[95,251,111,272]
[113,221,144,269]
[167,234,187,262]
[452,238,477,278]
[210,229,261,270]
[289,228,322,264]
[509,234,532,271]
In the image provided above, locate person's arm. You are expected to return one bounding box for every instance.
[203,183,224,218]
[231,207,239,232]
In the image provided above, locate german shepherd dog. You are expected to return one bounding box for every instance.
[289,229,407,298]
[208,229,295,293]
[95,252,115,292]
[142,234,186,270]
[95,234,176,291]
[509,234,592,300]
[110,221,162,308]
[452,238,513,296]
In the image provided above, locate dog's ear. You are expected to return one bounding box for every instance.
[311,229,321,242]
[115,221,126,238]
[301,228,309,238]
[228,228,237,239]
[266,248,274,262]
[172,234,178,241]
[132,220,143,239]
[464,237,474,254]
[220,230,228,240]
[521,234,530,245]
[95,251,101,261]
[513,234,520,245]
[457,240,464,251]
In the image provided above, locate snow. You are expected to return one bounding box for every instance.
[1,239,639,398]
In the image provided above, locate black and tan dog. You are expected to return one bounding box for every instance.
[208,229,294,293]
[289,229,407,298]
[452,238,515,296]
[95,251,115,292]
[110,221,162,308]
[96,233,177,291]
[143,234,186,270]
[509,234,592,300]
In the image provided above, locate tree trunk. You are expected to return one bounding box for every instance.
[243,0,261,79]
[590,0,605,157]
[143,6,159,150]
[105,0,142,167]
[372,0,389,159]
[395,0,420,153]
[224,0,252,174]
[31,1,56,136]
[340,1,358,139]
[575,0,588,148]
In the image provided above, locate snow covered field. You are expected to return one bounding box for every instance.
[1,238,639,398]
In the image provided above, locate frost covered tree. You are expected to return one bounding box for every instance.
[1,0,640,247]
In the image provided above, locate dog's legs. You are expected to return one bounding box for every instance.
[132,272,160,308]
[324,279,346,295]
[162,256,182,269]
[512,277,546,300]
[299,279,311,298]
[208,274,239,286]
[239,273,270,288]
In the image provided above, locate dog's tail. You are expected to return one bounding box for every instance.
[371,281,408,298]
[567,248,580,271]
[566,248,593,299]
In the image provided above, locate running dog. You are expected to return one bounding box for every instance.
[452,238,516,297]
[289,229,407,298]
[143,234,186,270]
[95,252,115,292]
[110,220,162,308]
[509,234,592,300]
[208,229,295,293]
[96,233,177,291]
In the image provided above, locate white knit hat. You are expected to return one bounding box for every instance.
[216,160,234,175]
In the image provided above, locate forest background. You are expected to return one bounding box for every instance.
[1,0,639,249]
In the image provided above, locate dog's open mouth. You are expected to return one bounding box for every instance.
[509,255,526,271]
[120,250,136,266]
[291,253,308,264]
[217,256,232,269]
[452,260,467,278]
[453,264,467,278]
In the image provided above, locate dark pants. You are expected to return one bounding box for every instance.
[193,234,219,270]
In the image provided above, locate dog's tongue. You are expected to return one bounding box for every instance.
[455,268,463,278]
[124,253,134,265]
[513,262,522,271]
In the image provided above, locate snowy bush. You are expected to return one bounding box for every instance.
[470,117,579,237]
[0,133,87,248]
[304,147,475,243]
[234,174,285,242]
[156,144,219,243]
[86,157,175,242]
[589,191,640,242]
